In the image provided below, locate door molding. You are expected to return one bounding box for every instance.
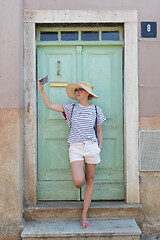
[24,10,139,204]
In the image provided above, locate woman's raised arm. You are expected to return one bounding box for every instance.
[38,79,64,112]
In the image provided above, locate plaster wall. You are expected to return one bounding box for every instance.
[0,0,24,239]
[0,0,23,108]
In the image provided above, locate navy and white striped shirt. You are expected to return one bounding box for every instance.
[62,103,106,143]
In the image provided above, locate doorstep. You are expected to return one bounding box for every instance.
[21,219,142,240]
[24,201,144,228]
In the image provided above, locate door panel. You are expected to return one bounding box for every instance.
[37,45,124,200]
[81,46,124,200]
[37,46,79,200]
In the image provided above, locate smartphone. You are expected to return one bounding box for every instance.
[40,75,48,85]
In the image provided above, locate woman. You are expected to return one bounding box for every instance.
[38,79,106,229]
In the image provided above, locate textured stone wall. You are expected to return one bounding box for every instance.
[139,172,160,235]
[0,109,23,239]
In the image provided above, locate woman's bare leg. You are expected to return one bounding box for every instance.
[70,161,85,188]
[70,161,96,228]
[81,163,96,226]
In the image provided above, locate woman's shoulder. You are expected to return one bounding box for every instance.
[63,102,75,107]
[62,103,76,114]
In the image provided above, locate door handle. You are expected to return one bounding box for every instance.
[57,60,61,77]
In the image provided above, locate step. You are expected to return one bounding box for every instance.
[24,201,144,226]
[21,219,141,240]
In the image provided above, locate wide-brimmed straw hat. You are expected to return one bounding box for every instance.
[66,81,99,100]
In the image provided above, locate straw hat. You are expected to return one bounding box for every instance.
[66,81,99,100]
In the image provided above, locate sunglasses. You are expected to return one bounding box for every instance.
[74,88,85,94]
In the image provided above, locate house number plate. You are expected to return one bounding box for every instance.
[141,22,157,38]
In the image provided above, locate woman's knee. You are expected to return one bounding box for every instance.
[85,177,94,185]
[73,176,84,187]
[70,161,85,187]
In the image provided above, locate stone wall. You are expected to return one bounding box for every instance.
[0,109,23,240]
[140,172,160,235]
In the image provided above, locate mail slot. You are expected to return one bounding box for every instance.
[50,82,68,87]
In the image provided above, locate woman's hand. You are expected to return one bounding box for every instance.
[99,145,102,151]
[38,78,44,91]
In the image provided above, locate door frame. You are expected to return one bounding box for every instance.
[24,10,139,204]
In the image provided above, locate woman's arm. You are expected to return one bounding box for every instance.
[38,79,64,112]
[97,125,103,150]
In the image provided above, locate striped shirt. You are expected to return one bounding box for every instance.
[62,103,106,143]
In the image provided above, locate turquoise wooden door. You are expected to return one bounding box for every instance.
[37,45,124,200]
[81,46,124,200]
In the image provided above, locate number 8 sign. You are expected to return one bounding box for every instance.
[141,22,157,38]
[147,24,151,32]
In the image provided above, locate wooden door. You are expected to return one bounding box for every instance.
[37,44,124,200]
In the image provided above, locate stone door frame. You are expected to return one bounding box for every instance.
[24,10,139,204]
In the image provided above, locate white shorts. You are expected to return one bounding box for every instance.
[68,141,101,164]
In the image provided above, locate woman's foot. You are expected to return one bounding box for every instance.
[81,215,90,229]
[81,219,90,229]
